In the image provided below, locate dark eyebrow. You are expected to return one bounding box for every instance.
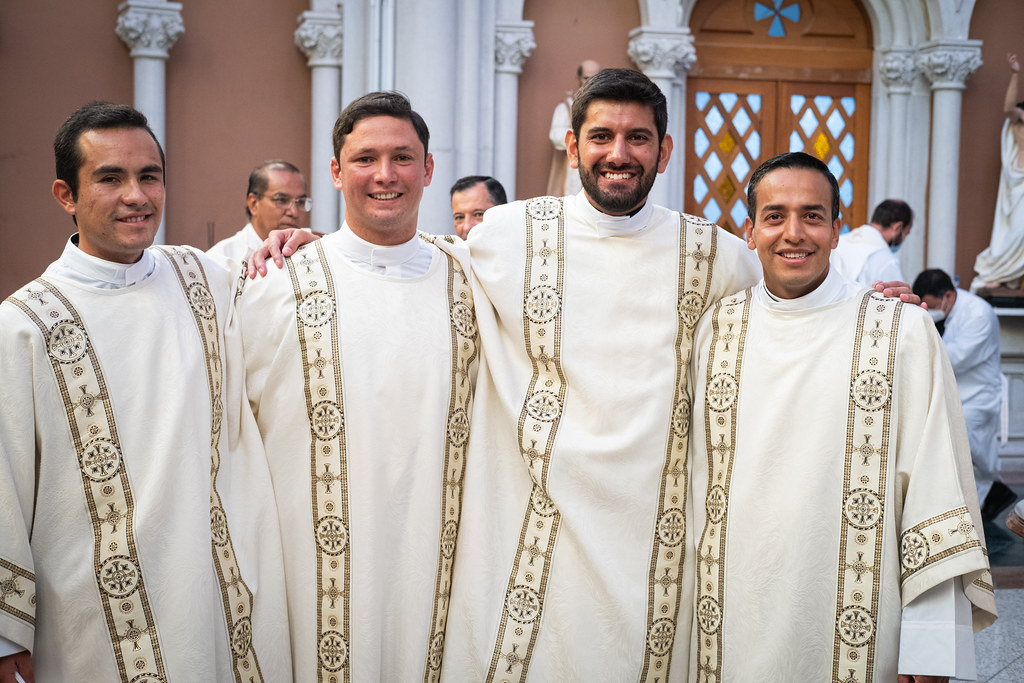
[91,164,163,176]
[585,125,655,137]
[759,203,826,215]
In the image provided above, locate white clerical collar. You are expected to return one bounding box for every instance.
[51,234,156,289]
[757,266,850,311]
[570,190,655,237]
[334,222,432,277]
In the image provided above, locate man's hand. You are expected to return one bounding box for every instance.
[897,676,948,683]
[1009,52,1019,73]
[873,280,923,307]
[247,228,320,278]
[0,651,34,683]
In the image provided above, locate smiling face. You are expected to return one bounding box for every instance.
[451,182,495,239]
[567,99,672,215]
[744,167,842,299]
[331,115,434,245]
[248,168,308,240]
[51,127,165,264]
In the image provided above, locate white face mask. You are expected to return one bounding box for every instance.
[928,308,946,324]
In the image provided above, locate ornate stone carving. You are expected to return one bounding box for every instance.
[295,10,344,68]
[879,48,918,92]
[495,22,535,74]
[116,1,184,59]
[628,27,696,78]
[917,42,983,90]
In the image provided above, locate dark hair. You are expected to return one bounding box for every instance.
[912,268,955,299]
[246,160,304,219]
[1017,100,1024,110]
[54,101,164,199]
[332,91,429,159]
[746,152,841,222]
[870,199,913,229]
[570,68,668,144]
[449,175,508,206]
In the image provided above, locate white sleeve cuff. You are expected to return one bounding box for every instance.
[0,633,27,658]
[898,576,976,680]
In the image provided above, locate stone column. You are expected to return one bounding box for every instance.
[493,21,535,200]
[878,47,918,199]
[918,41,982,275]
[116,0,183,245]
[628,26,696,211]
[296,10,344,235]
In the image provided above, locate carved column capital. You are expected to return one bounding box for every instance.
[116,0,184,59]
[879,47,919,92]
[295,10,344,68]
[627,27,696,79]
[917,41,983,91]
[494,21,535,74]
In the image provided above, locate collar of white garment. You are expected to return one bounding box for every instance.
[570,189,655,237]
[757,266,847,311]
[59,234,156,288]
[336,222,423,270]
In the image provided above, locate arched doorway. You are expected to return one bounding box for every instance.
[685,0,873,235]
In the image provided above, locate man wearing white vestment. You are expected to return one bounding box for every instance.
[0,103,290,682]
[208,159,311,264]
[831,198,914,286]
[237,92,478,681]
[688,152,996,683]
[973,52,1024,290]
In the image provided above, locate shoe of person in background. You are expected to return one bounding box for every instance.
[1008,500,1024,540]
[982,480,1018,522]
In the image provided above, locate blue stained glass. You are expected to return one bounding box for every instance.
[799,109,818,138]
[731,201,749,230]
[694,129,710,158]
[790,95,805,115]
[706,152,723,181]
[755,1,800,38]
[814,96,832,114]
[839,224,851,235]
[705,199,722,225]
[732,155,750,180]
[754,3,775,21]
[827,110,845,138]
[748,94,762,114]
[840,133,854,161]
[842,97,855,115]
[779,3,800,22]
[789,131,803,151]
[721,92,738,112]
[734,108,751,136]
[706,106,724,135]
[769,17,785,37]
[827,155,844,179]
[694,176,709,203]
[840,178,853,207]
[696,91,710,110]
[747,131,761,158]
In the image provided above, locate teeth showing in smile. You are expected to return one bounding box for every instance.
[371,192,400,200]
[121,215,147,223]
[780,251,810,258]
[603,172,633,180]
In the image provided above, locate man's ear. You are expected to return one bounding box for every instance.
[743,217,756,250]
[52,179,77,216]
[330,157,343,191]
[831,217,842,249]
[566,130,580,170]
[656,134,673,173]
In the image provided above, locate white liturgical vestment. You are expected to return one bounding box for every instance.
[237,225,477,682]
[687,269,996,683]
[973,120,1024,289]
[831,223,904,286]
[441,193,762,682]
[0,239,291,682]
[207,222,263,265]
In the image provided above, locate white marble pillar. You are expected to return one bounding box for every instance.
[918,41,982,276]
[493,21,535,200]
[628,26,695,212]
[116,0,183,245]
[296,10,344,235]
[878,47,918,199]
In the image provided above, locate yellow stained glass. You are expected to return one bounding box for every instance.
[719,131,736,155]
[814,132,830,159]
[719,175,736,203]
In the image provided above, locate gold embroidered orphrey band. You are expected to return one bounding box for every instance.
[419,234,480,683]
[831,291,902,683]
[156,246,264,683]
[288,241,353,683]
[639,215,718,682]
[7,278,169,681]
[695,288,752,683]
[487,196,566,682]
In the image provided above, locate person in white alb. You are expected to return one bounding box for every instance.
[831,198,914,286]
[688,152,995,683]
[207,159,311,264]
[0,102,290,683]
[546,59,600,197]
[237,92,477,681]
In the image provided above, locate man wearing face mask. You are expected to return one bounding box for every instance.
[831,199,913,286]
[913,268,1016,522]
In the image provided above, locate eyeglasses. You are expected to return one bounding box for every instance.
[259,193,312,212]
